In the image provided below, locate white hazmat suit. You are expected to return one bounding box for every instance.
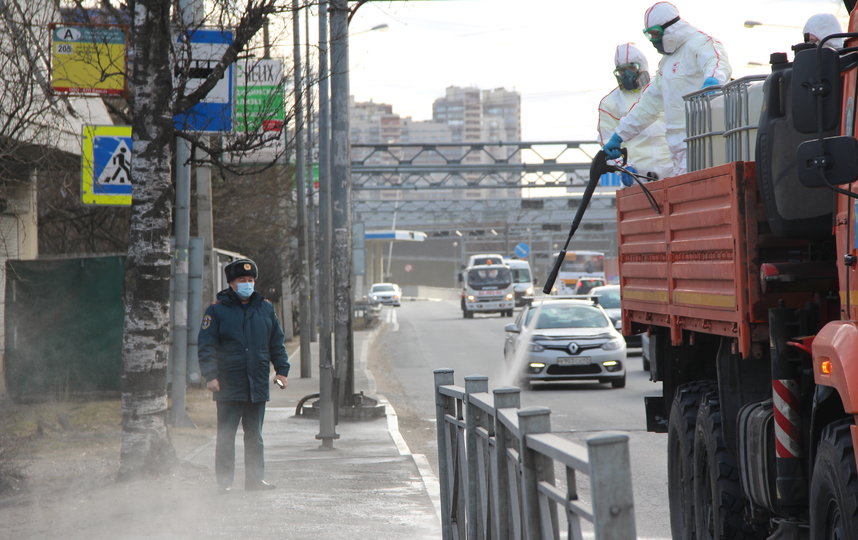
[612,2,732,176]
[803,13,844,49]
[598,43,672,180]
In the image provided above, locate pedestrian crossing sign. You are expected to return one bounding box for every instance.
[81,125,133,206]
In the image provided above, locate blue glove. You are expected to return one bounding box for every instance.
[702,76,720,89]
[621,165,638,187]
[603,133,623,160]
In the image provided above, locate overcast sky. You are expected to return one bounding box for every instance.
[339,0,848,141]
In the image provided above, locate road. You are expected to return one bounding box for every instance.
[368,299,671,539]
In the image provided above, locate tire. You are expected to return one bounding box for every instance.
[643,357,651,371]
[810,419,858,540]
[463,310,473,319]
[611,376,626,389]
[693,392,754,540]
[668,381,716,540]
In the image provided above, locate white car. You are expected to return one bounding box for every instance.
[369,283,401,307]
[503,298,627,389]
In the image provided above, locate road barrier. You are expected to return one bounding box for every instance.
[433,369,635,539]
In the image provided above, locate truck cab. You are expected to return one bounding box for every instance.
[460,264,515,318]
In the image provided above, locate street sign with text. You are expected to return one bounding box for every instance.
[235,58,284,133]
[50,24,127,96]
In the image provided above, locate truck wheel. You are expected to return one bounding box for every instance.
[668,381,716,540]
[693,392,753,539]
[810,419,858,540]
[463,310,473,319]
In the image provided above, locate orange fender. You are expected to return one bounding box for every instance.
[812,321,858,414]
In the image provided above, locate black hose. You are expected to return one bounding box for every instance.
[542,150,612,294]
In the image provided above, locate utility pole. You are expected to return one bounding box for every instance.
[329,0,354,406]
[316,0,338,448]
[292,0,312,378]
[305,7,318,343]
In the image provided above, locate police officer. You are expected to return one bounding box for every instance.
[198,258,290,493]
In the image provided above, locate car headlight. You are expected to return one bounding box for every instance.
[602,339,623,351]
[528,362,545,368]
[525,287,534,295]
[393,295,400,299]
[371,295,378,301]
[506,293,514,300]
[467,295,476,302]
[529,342,545,352]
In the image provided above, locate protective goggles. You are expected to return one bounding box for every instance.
[613,63,641,77]
[644,16,680,42]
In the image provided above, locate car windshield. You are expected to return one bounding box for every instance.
[371,285,396,292]
[594,288,621,309]
[511,268,531,283]
[525,304,609,329]
[467,267,511,286]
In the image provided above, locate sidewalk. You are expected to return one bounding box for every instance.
[4,325,441,539]
[179,325,441,539]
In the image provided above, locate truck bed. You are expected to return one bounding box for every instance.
[617,162,823,358]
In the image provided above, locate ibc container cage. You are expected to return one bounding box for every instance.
[723,75,766,163]
[684,84,726,172]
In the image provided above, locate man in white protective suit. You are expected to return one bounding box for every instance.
[601,1,732,177]
[597,43,673,184]
[803,13,844,49]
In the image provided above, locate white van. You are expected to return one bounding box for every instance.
[503,259,535,306]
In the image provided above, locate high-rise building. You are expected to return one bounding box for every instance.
[482,87,521,142]
[432,86,483,143]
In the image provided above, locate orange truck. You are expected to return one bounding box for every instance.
[618,13,858,539]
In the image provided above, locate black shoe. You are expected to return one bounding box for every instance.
[245,480,276,491]
[218,486,233,495]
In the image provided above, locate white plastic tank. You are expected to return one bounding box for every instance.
[684,86,727,172]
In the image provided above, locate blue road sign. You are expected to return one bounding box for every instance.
[81,125,133,206]
[173,29,234,132]
[514,242,530,258]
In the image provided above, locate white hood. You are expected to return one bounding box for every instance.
[614,43,649,72]
[804,13,844,49]
[644,1,693,55]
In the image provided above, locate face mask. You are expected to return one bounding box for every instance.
[236,282,254,299]
[618,70,640,90]
[652,39,667,55]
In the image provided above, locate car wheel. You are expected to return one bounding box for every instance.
[611,376,626,389]
[668,381,716,540]
[810,419,858,540]
[693,391,755,540]
[643,357,651,371]
[463,310,473,319]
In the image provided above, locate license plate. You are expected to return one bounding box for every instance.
[557,356,591,366]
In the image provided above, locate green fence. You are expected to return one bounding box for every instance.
[5,256,125,401]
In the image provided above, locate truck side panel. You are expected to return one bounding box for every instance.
[618,163,757,357]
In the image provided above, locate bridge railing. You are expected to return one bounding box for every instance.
[433,369,636,540]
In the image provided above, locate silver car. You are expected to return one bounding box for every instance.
[368,282,401,306]
[503,298,627,389]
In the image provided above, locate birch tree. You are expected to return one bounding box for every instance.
[118,0,288,479]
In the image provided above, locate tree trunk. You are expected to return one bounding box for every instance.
[118,0,178,480]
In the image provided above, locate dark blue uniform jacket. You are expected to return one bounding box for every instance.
[198,288,290,402]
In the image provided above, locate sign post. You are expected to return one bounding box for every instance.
[235,58,284,133]
[81,125,133,206]
[50,24,127,96]
[173,29,234,132]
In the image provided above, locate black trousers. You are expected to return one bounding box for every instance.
[215,401,266,488]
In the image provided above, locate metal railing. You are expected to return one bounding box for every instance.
[434,369,636,540]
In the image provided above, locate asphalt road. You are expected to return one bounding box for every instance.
[369,299,671,539]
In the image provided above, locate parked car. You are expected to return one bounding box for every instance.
[589,285,641,348]
[368,282,401,306]
[503,298,626,389]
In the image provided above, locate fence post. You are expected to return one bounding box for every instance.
[434,368,456,540]
[465,375,489,539]
[518,406,556,539]
[492,386,520,539]
[587,432,636,539]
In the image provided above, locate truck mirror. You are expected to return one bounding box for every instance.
[504,323,520,334]
[533,277,539,286]
[791,47,841,134]
[457,272,463,283]
[796,136,858,187]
